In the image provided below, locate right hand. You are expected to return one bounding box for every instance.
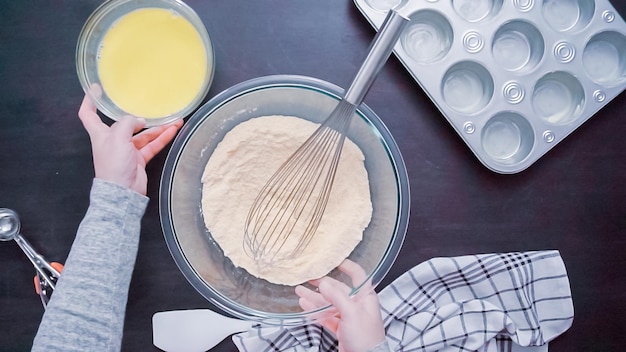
[295,259,386,352]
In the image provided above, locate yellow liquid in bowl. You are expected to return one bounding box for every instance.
[98,8,208,118]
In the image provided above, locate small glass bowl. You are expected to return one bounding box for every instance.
[76,0,215,127]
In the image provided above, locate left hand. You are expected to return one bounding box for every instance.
[78,89,183,195]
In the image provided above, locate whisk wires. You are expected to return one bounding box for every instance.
[243,9,409,268]
[243,100,356,266]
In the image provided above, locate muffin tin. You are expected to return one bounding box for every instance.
[353,0,626,173]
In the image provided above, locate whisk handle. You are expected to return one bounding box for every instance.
[344,9,409,105]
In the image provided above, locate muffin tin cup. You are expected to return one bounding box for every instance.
[355,0,626,173]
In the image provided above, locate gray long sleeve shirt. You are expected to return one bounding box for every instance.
[32,179,148,351]
[31,179,390,352]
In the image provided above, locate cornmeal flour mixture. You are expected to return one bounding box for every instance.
[201,115,372,285]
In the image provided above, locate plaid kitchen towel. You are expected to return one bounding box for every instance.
[233,250,573,352]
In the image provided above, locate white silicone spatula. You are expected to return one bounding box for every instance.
[152,309,255,352]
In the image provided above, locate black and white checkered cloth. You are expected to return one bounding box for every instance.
[233,250,573,352]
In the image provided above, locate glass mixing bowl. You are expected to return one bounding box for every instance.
[76,0,214,127]
[160,75,410,325]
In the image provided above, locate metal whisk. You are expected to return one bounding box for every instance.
[243,10,409,266]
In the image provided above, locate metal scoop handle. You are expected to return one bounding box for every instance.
[15,233,62,290]
[1,208,62,307]
[344,9,409,105]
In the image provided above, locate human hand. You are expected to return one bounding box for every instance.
[78,90,183,195]
[295,259,386,352]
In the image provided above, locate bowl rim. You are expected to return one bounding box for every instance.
[159,74,410,325]
[75,0,215,127]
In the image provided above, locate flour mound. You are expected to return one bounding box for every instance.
[201,115,372,285]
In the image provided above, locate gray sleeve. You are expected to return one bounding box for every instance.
[32,179,149,352]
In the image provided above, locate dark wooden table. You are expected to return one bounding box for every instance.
[1,1,624,351]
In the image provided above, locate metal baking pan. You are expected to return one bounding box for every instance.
[354,0,626,173]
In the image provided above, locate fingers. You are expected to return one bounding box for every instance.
[112,115,146,137]
[132,125,166,149]
[318,277,353,313]
[298,260,372,314]
[112,116,181,164]
[296,284,341,334]
[338,259,368,287]
[136,122,182,163]
[338,259,375,299]
[133,119,182,149]
[295,284,329,308]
